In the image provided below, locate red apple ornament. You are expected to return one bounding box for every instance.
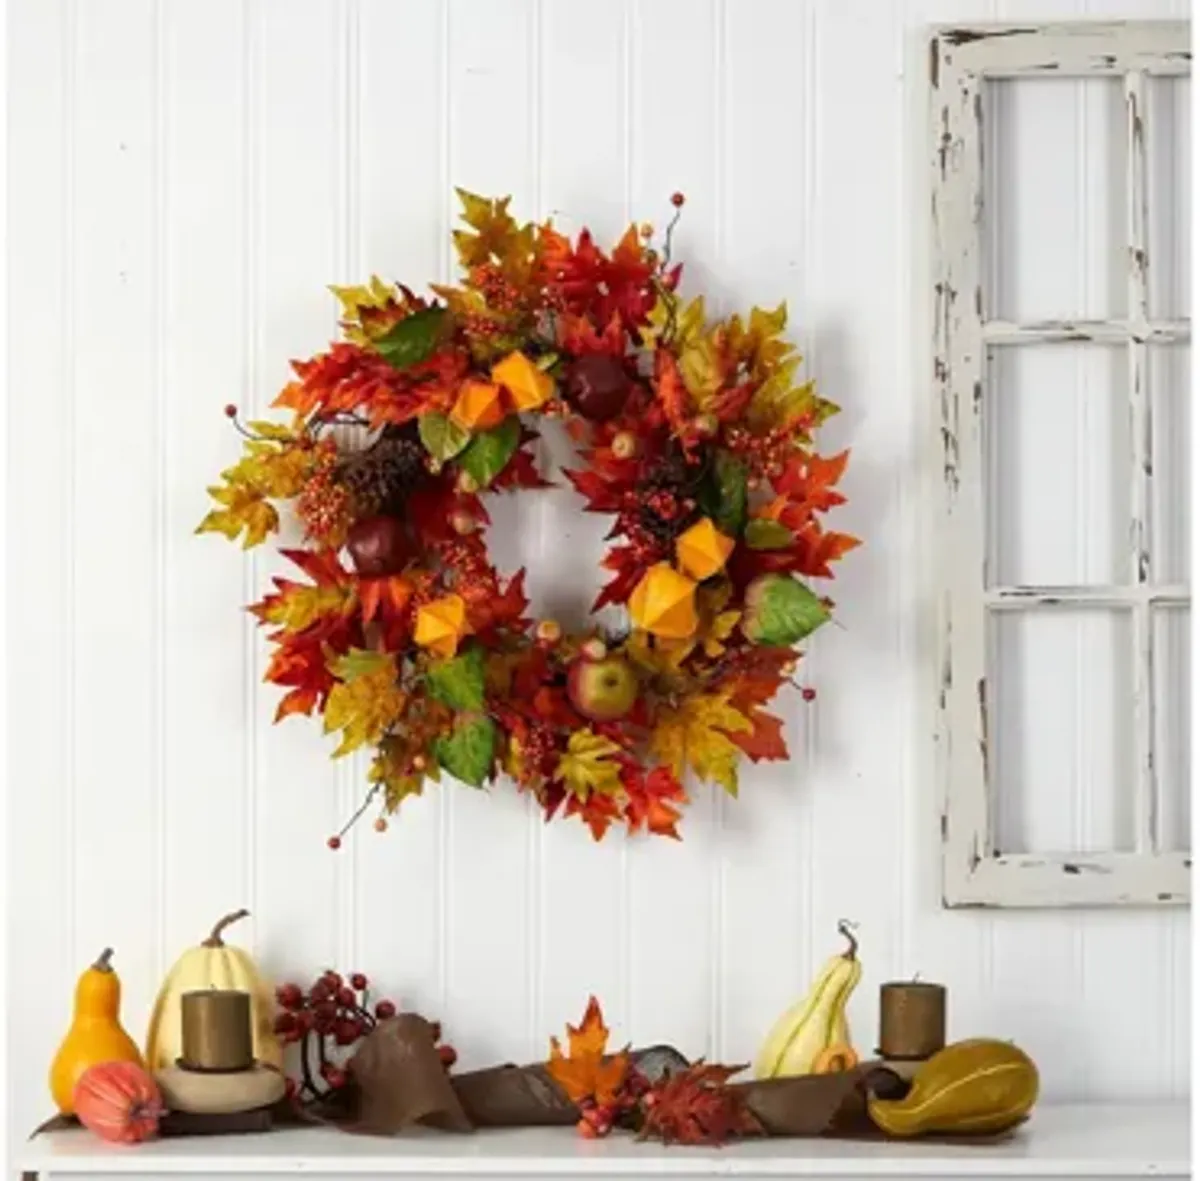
[567,643,639,722]
[562,354,631,422]
[347,515,408,576]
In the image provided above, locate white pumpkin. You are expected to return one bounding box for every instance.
[144,910,282,1071]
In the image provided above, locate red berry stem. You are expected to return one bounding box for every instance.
[328,785,380,849]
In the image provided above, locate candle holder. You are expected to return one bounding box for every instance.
[155,988,284,1119]
[877,981,947,1062]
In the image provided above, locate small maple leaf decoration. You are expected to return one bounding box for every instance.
[638,1061,763,1146]
[546,997,631,1118]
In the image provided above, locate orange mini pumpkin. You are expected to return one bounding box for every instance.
[74,1061,163,1144]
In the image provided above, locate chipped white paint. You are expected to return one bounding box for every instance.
[932,21,1192,909]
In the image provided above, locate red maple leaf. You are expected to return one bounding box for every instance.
[564,790,623,841]
[592,545,651,612]
[772,449,850,514]
[622,766,688,839]
[729,708,788,762]
[638,1061,762,1146]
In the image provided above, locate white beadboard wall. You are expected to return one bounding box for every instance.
[6,0,1191,1143]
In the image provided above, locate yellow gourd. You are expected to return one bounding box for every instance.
[144,909,282,1073]
[868,1038,1039,1138]
[50,948,145,1114]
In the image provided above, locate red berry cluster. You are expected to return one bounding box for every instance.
[274,970,457,1104]
[576,1066,649,1139]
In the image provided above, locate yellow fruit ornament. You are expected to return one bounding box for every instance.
[675,517,734,581]
[145,909,282,1074]
[629,563,698,640]
[414,593,470,658]
[491,350,553,412]
[50,948,145,1114]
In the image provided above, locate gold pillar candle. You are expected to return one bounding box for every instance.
[179,989,254,1072]
[878,981,947,1061]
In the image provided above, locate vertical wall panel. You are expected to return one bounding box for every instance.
[7,0,73,1143]
[714,0,815,1066]
[441,0,536,1070]
[250,0,343,979]
[624,0,720,1058]
[69,0,161,1044]
[5,0,1192,1140]
[352,0,447,1024]
[535,0,630,1058]
[805,0,916,1055]
[161,3,255,965]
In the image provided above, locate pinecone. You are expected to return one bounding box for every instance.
[635,445,701,543]
[336,423,428,518]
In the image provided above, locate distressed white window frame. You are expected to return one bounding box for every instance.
[931,22,1192,908]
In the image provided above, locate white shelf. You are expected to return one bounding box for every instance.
[15,1103,1190,1179]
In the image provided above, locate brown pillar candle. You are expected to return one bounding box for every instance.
[180,989,254,1072]
[878,981,947,1061]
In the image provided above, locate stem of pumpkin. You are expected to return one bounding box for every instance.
[837,918,859,960]
[203,908,250,948]
[92,947,114,972]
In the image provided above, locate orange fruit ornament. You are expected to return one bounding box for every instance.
[491,350,554,412]
[450,380,505,432]
[629,563,698,640]
[414,593,470,658]
[674,517,734,581]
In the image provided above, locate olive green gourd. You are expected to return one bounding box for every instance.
[868,1038,1038,1137]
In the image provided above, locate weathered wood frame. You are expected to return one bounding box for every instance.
[931,22,1192,908]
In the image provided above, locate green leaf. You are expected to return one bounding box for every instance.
[744,519,794,550]
[425,644,485,711]
[432,715,497,787]
[374,306,447,371]
[742,574,830,646]
[458,416,520,488]
[418,411,471,461]
[329,647,391,681]
[699,451,747,538]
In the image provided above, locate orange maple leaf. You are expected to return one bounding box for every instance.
[546,997,630,1107]
[653,349,691,437]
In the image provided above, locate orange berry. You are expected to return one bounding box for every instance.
[327,835,342,851]
[670,191,685,207]
[373,817,388,833]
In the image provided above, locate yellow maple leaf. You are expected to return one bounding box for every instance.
[650,693,753,797]
[260,584,352,633]
[196,482,279,549]
[330,275,399,344]
[323,651,406,758]
[728,302,793,378]
[369,735,437,813]
[554,729,624,799]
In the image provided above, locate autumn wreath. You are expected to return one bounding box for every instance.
[199,190,858,844]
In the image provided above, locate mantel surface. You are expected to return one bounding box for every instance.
[15,1103,1190,1178]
